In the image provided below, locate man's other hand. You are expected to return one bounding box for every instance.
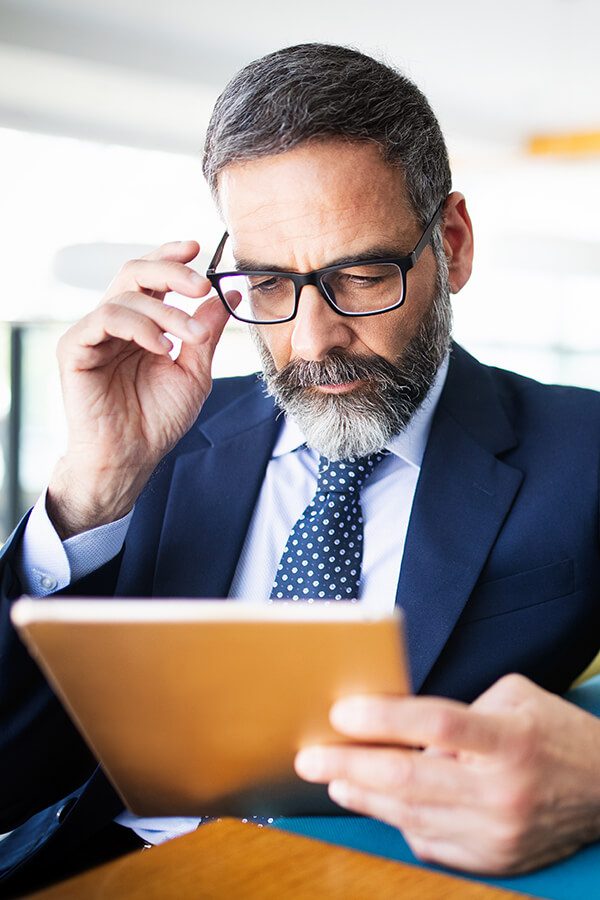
[295,673,600,875]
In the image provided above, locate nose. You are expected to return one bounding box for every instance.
[290,285,353,361]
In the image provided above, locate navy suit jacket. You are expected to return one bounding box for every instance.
[1,344,599,885]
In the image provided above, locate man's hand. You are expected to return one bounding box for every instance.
[47,240,230,538]
[295,674,600,875]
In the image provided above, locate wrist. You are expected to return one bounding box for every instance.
[47,456,152,539]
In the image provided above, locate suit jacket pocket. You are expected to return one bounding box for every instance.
[461,558,576,624]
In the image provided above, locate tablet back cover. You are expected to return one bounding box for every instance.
[12,600,409,817]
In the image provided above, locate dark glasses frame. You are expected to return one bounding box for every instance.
[206,199,445,325]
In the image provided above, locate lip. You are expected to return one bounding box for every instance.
[314,380,362,394]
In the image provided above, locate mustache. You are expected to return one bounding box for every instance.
[267,351,404,391]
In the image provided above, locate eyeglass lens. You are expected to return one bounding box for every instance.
[218,263,404,322]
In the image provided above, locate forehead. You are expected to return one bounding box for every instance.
[217,140,417,268]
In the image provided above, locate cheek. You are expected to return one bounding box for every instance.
[255,323,295,368]
[357,315,414,363]
[361,271,436,361]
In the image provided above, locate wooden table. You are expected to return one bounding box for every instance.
[26,818,532,899]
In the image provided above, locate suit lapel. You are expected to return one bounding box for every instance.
[152,348,524,691]
[152,382,280,598]
[397,346,523,692]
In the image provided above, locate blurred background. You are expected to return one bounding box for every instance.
[1,0,599,539]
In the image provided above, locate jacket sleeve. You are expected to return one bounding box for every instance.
[0,513,123,831]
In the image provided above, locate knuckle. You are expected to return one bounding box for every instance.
[490,819,529,869]
[161,302,185,325]
[106,294,144,319]
[386,754,417,793]
[502,784,533,825]
[494,779,536,822]
[397,801,425,832]
[427,708,460,745]
[163,258,186,274]
[56,337,67,364]
[56,328,71,357]
[117,291,148,309]
[102,301,124,324]
[495,673,530,701]
[102,301,144,333]
[517,720,539,760]
[507,708,541,766]
[406,835,436,864]
[119,258,138,276]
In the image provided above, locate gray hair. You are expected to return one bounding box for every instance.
[202,42,452,227]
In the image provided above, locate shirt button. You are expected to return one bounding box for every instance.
[40,575,58,592]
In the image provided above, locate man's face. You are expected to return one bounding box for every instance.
[218,140,453,459]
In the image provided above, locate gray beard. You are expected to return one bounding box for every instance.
[251,278,452,461]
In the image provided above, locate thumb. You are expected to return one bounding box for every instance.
[176,293,231,379]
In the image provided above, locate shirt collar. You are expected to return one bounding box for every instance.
[271,353,449,469]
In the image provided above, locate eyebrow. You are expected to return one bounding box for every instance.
[233,245,410,273]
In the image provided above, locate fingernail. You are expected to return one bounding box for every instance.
[330,698,368,733]
[190,272,207,287]
[328,779,350,806]
[295,747,325,780]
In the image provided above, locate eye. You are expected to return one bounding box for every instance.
[248,276,285,294]
[345,274,385,287]
[329,271,386,291]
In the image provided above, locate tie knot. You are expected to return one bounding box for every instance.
[317,451,387,494]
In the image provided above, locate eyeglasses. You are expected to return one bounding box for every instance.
[206,200,444,325]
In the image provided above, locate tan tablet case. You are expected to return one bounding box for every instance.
[11,599,409,817]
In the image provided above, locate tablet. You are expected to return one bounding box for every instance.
[11,598,410,817]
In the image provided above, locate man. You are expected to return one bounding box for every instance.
[1,42,599,892]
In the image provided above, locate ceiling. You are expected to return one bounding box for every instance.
[0,0,598,387]
[0,0,598,155]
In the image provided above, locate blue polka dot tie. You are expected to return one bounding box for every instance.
[271,451,388,601]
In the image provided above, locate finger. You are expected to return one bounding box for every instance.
[104,258,211,305]
[142,239,200,263]
[107,292,209,343]
[330,695,504,755]
[295,744,477,806]
[176,293,232,376]
[327,778,422,830]
[470,673,545,714]
[403,834,498,875]
[326,779,450,841]
[224,288,242,310]
[326,781,511,873]
[326,782,487,853]
[65,304,179,367]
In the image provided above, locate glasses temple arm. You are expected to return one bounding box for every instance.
[409,200,445,266]
[207,231,229,273]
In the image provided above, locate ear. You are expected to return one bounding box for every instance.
[441,192,474,294]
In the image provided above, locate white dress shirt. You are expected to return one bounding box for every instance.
[16,356,448,844]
